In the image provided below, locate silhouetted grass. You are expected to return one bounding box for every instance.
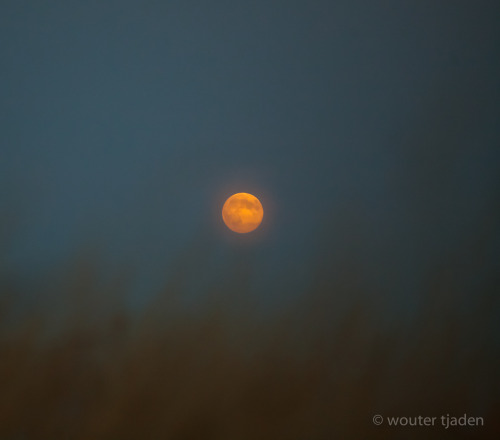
[0,229,498,440]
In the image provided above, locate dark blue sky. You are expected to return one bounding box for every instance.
[1,1,499,307]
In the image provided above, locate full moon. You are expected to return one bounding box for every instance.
[222,193,264,233]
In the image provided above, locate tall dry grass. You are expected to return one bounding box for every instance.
[0,227,498,440]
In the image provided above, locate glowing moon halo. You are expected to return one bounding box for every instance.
[222,193,264,233]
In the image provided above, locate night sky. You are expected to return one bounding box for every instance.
[2,1,500,438]
[1,0,499,308]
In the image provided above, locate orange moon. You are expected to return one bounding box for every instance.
[222,193,264,233]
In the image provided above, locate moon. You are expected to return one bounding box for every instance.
[222,193,264,233]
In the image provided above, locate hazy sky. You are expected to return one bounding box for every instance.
[1,1,499,307]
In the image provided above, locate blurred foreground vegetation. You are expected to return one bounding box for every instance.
[0,233,498,440]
